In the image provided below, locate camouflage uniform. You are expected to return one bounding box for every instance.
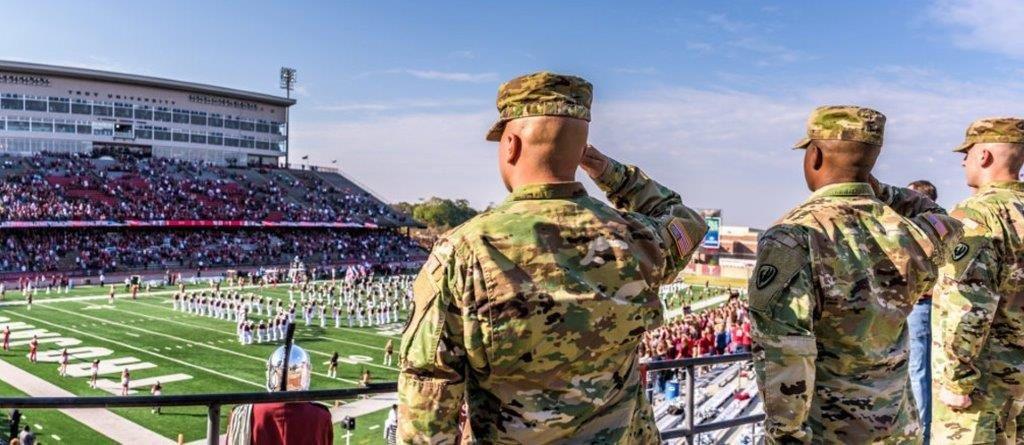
[398,72,708,444]
[749,106,964,444]
[932,118,1024,444]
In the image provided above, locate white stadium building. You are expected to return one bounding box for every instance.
[0,60,294,166]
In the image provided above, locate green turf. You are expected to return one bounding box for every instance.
[0,281,404,442]
[343,407,391,444]
[0,378,115,444]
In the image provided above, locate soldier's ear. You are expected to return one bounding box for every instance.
[979,147,994,168]
[504,133,522,165]
[809,144,824,171]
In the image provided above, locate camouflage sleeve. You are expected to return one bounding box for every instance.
[876,182,964,262]
[398,238,471,444]
[747,225,817,445]
[933,205,1000,396]
[594,158,708,279]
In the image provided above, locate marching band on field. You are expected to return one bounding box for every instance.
[168,273,413,346]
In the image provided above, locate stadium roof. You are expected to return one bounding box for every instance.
[0,60,297,107]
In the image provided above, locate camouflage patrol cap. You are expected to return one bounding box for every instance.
[953,117,1024,153]
[794,105,886,149]
[485,71,593,141]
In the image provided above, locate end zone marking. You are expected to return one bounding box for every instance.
[9,311,263,388]
[39,304,363,384]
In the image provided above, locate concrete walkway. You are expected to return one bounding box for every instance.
[0,358,174,444]
[329,392,398,420]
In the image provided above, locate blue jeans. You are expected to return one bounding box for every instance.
[908,300,931,443]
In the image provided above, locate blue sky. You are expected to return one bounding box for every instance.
[3,0,1024,227]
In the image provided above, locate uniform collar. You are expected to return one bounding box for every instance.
[980,181,1024,193]
[810,182,875,199]
[506,182,588,202]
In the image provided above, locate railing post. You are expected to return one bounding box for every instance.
[685,364,695,445]
[207,403,221,445]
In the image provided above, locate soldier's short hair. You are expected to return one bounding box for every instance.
[907,180,938,201]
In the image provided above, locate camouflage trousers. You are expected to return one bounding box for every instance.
[932,390,1024,444]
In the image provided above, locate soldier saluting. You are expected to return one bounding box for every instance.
[932,118,1024,444]
[748,106,963,444]
[397,71,707,443]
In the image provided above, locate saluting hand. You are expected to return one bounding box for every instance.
[939,387,972,410]
[580,144,610,179]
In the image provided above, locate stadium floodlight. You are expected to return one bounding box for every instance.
[279,67,297,93]
[280,67,297,168]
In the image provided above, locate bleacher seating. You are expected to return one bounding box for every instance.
[0,152,417,226]
[0,151,425,276]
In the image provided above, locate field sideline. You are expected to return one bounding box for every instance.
[0,281,403,443]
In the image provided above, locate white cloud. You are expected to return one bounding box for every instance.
[931,0,1024,58]
[315,98,485,112]
[706,13,749,33]
[292,70,1024,228]
[357,69,498,83]
[613,67,659,75]
[685,42,715,54]
[404,69,497,83]
[448,50,477,59]
[728,38,807,65]
[292,85,311,98]
[290,111,498,205]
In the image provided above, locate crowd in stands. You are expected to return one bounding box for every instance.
[639,293,751,396]
[0,152,409,225]
[640,294,751,362]
[0,229,424,274]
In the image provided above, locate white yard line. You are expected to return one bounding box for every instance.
[0,357,175,444]
[10,311,264,388]
[104,304,399,373]
[37,304,361,385]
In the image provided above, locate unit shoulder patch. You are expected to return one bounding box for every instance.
[951,242,969,262]
[748,229,808,313]
[755,264,779,290]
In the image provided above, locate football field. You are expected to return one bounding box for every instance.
[0,281,403,444]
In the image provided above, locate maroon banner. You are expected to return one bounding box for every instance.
[0,220,382,229]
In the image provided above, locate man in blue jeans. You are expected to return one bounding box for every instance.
[907,179,939,443]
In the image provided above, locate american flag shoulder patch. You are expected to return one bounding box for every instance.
[924,214,948,238]
[668,219,694,256]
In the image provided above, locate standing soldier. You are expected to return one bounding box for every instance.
[398,72,707,443]
[932,117,1024,444]
[749,106,963,444]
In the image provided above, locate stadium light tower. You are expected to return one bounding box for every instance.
[280,67,297,168]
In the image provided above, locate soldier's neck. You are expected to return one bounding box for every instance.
[976,170,1021,187]
[810,173,870,192]
[509,170,577,190]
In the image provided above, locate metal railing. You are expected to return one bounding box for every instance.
[0,383,397,445]
[646,352,765,444]
[0,355,762,444]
